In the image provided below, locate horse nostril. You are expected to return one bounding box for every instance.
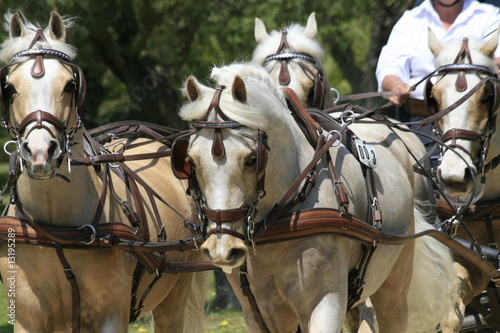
[228,248,246,262]
[47,139,61,159]
[464,167,474,183]
[203,248,211,259]
[20,141,32,158]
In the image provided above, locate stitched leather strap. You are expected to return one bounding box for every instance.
[256,208,499,278]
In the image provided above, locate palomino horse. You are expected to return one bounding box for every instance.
[0,11,207,332]
[173,63,456,332]
[427,28,500,331]
[252,13,454,332]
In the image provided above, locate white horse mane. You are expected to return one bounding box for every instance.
[0,11,77,63]
[252,22,324,66]
[180,63,289,131]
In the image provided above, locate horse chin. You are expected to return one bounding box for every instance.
[201,233,248,273]
[25,163,58,180]
[440,179,473,197]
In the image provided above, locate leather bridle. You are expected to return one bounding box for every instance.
[0,28,86,172]
[263,30,328,109]
[171,85,270,246]
[424,37,500,181]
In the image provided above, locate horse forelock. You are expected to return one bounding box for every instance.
[0,11,77,64]
[252,22,324,66]
[181,64,288,131]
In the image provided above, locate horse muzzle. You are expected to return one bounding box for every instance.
[201,233,248,273]
[437,151,476,196]
[20,130,63,179]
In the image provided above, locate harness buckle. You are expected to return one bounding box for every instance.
[246,217,257,255]
[66,135,72,173]
[371,197,382,230]
[441,215,461,237]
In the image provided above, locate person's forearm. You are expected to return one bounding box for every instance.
[382,75,405,92]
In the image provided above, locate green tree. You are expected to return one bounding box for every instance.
[0,0,416,128]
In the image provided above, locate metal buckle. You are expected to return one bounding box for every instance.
[65,135,72,173]
[246,217,257,255]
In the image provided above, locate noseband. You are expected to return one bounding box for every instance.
[171,85,270,246]
[424,38,499,179]
[0,28,86,170]
[263,30,327,109]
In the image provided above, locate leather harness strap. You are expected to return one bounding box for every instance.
[55,244,81,333]
[257,208,499,278]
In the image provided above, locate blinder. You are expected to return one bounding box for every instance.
[0,58,86,117]
[0,67,7,114]
[0,27,87,134]
[424,77,437,114]
[423,42,500,180]
[171,132,194,180]
[423,66,499,116]
[172,85,270,182]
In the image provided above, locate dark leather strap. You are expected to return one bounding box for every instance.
[240,264,272,333]
[256,208,499,278]
[55,244,81,333]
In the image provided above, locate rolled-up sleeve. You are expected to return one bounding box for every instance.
[376,16,413,91]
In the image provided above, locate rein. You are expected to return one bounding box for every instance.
[0,30,217,332]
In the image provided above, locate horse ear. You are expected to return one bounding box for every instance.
[480,24,499,57]
[255,18,269,44]
[232,75,247,103]
[428,27,443,57]
[304,12,317,39]
[48,11,66,42]
[9,12,26,38]
[185,76,202,102]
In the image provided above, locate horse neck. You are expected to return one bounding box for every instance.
[14,130,104,226]
[259,121,338,216]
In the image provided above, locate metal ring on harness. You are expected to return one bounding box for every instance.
[331,88,340,104]
[78,224,97,245]
[3,140,18,155]
[340,109,355,126]
[327,130,342,147]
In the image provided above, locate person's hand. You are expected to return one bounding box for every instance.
[389,82,411,107]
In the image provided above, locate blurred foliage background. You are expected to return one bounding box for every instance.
[0,0,416,131]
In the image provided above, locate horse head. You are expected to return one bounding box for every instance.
[0,11,85,179]
[252,12,333,109]
[427,27,500,198]
[174,65,301,273]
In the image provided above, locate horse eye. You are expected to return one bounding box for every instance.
[64,80,76,93]
[4,84,17,103]
[187,155,196,168]
[244,153,257,167]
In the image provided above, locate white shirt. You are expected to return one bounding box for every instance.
[376,0,500,100]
